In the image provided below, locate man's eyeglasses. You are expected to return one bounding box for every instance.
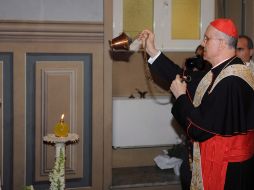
[203,36,222,43]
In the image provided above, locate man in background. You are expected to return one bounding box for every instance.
[236,35,254,71]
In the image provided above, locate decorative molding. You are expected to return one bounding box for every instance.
[0,20,103,42]
[26,53,93,187]
[38,65,83,180]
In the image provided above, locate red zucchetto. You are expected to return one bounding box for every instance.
[210,18,238,38]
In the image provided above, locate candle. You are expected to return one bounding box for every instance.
[54,114,69,137]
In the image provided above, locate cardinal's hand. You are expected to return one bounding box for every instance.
[170,74,187,99]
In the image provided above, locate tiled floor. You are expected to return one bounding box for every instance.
[112,166,180,188]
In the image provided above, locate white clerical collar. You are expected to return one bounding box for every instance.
[212,57,233,69]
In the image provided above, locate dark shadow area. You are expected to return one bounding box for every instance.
[112,166,180,188]
[109,50,135,62]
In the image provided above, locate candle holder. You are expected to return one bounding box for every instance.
[43,133,79,190]
[43,133,79,155]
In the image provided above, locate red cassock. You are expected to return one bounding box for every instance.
[200,132,254,190]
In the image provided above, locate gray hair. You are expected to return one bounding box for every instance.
[216,30,238,49]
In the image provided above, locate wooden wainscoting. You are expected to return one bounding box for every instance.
[0,21,109,190]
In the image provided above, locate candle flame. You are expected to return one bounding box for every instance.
[61,114,64,120]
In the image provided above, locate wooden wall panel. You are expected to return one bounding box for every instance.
[0,53,13,190]
[25,53,94,189]
[0,61,2,187]
[0,21,106,190]
[35,61,84,181]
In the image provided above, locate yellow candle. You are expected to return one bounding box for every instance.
[54,114,69,137]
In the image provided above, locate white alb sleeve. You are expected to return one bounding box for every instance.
[148,51,161,64]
